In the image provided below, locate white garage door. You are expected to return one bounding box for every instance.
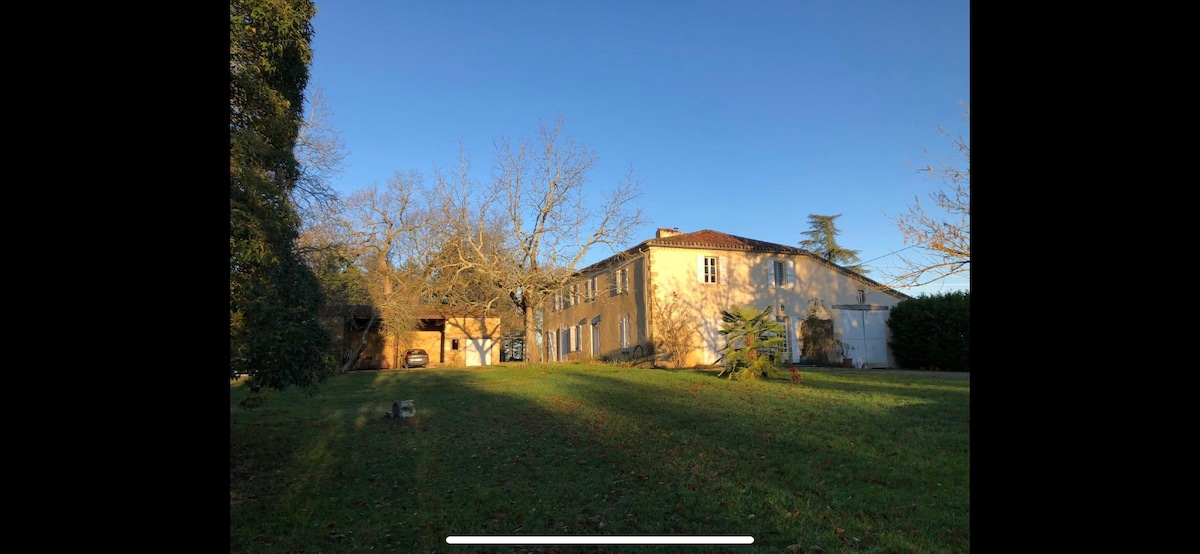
[700,317,723,365]
[838,309,890,368]
[465,339,494,366]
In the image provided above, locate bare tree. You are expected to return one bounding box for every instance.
[652,287,698,368]
[434,117,646,362]
[888,104,970,288]
[291,84,348,218]
[323,171,434,371]
[293,85,359,330]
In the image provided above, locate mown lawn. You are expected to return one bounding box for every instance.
[230,365,969,553]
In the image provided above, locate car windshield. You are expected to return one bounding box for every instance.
[409,350,426,355]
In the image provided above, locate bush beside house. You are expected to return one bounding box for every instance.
[886,291,969,370]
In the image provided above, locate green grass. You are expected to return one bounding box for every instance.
[231,365,969,553]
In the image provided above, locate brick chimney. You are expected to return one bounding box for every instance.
[656,227,682,238]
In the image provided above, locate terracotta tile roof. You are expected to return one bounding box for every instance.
[646,229,811,254]
[641,229,910,300]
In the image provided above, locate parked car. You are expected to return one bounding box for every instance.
[402,349,429,369]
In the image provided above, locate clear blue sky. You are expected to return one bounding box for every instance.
[307,0,970,296]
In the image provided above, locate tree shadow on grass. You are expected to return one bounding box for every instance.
[231,366,969,553]
[549,369,970,551]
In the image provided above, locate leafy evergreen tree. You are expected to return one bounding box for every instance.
[230,0,336,393]
[799,214,867,274]
[886,291,969,370]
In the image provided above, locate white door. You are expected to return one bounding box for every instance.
[560,329,570,361]
[775,315,797,364]
[591,324,601,358]
[465,339,493,366]
[791,319,802,364]
[838,309,890,368]
[862,311,889,368]
[839,311,865,367]
[700,317,723,365]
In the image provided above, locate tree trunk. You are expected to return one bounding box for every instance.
[341,313,376,373]
[522,302,540,363]
[341,342,364,373]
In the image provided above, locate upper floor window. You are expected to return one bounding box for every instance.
[768,259,795,288]
[699,256,720,284]
[857,289,865,304]
[585,278,596,302]
[618,268,629,293]
[570,284,579,307]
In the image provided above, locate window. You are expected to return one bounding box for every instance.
[767,259,795,288]
[857,289,866,303]
[586,278,596,302]
[591,317,601,357]
[700,256,719,284]
[553,292,562,312]
[619,268,629,293]
[570,284,579,307]
[560,329,570,361]
[575,324,583,352]
[620,315,630,348]
[451,339,460,350]
[775,316,790,362]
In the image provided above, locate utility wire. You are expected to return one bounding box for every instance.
[861,238,929,266]
[860,237,970,291]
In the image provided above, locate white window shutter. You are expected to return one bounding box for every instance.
[697,256,704,282]
[719,256,726,284]
[787,261,796,287]
[767,261,776,287]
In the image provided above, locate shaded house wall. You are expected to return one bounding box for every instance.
[541,255,649,363]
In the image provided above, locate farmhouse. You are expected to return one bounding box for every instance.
[324,305,502,369]
[539,228,910,368]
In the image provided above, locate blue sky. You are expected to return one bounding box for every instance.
[307,0,970,296]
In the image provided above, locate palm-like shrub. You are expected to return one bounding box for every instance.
[716,305,790,380]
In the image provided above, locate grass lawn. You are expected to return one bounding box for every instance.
[230,364,969,553]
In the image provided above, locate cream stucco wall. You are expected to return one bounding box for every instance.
[646,246,904,367]
[541,243,907,368]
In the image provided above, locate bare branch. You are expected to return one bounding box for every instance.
[292,83,349,218]
[433,116,646,362]
[885,103,970,289]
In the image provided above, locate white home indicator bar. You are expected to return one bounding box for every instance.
[446,536,754,545]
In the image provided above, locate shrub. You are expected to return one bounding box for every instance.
[800,299,846,367]
[887,291,969,370]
